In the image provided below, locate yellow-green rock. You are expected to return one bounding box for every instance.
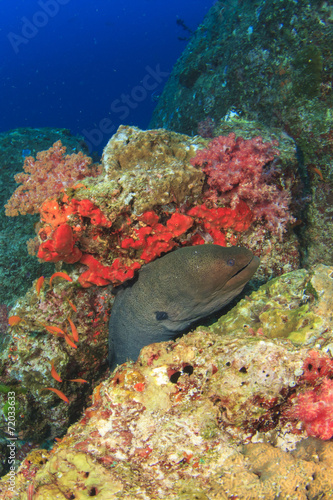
[209,266,328,346]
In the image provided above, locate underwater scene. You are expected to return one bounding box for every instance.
[1,0,333,498]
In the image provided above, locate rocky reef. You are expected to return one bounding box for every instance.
[0,120,331,497]
[32,124,301,287]
[1,2,332,496]
[1,263,333,498]
[150,0,333,171]
[0,128,90,310]
[0,122,301,478]
[150,0,333,269]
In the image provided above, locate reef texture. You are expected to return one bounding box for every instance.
[0,127,90,309]
[31,125,300,288]
[150,0,333,268]
[2,264,333,499]
[0,124,301,476]
[300,180,333,268]
[150,0,333,170]
[0,275,112,477]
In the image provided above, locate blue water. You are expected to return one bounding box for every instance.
[0,0,214,152]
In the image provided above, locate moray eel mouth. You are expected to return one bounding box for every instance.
[226,254,260,289]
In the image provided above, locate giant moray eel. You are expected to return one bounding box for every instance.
[109,244,260,369]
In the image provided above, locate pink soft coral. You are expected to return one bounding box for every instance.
[300,350,333,384]
[191,133,295,239]
[292,378,333,440]
[5,141,101,216]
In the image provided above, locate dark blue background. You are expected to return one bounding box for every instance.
[1,0,214,151]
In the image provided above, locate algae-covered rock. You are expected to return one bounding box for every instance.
[301,180,333,269]
[150,0,333,172]
[30,451,124,499]
[77,125,206,218]
[210,265,332,346]
[2,265,333,499]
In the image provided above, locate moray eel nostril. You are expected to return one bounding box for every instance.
[109,244,260,370]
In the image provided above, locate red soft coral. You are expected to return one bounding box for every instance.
[120,211,193,264]
[37,197,112,264]
[78,254,141,288]
[292,378,333,440]
[191,133,295,239]
[300,350,333,384]
[37,224,82,264]
[5,141,101,216]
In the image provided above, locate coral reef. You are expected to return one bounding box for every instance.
[0,124,301,476]
[32,125,300,288]
[191,132,295,239]
[0,274,112,477]
[2,264,333,498]
[0,128,90,308]
[5,141,101,217]
[149,0,333,268]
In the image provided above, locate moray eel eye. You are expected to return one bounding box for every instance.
[227,258,235,266]
[155,311,169,321]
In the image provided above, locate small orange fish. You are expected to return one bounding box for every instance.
[42,387,69,404]
[36,276,45,296]
[69,378,88,384]
[67,317,79,342]
[8,316,23,326]
[49,272,73,287]
[308,164,324,181]
[66,298,77,313]
[40,323,65,336]
[64,333,77,349]
[50,360,62,382]
[312,167,324,181]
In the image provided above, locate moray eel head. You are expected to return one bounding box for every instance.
[109,244,259,369]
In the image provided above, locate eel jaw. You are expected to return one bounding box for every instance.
[225,255,260,291]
